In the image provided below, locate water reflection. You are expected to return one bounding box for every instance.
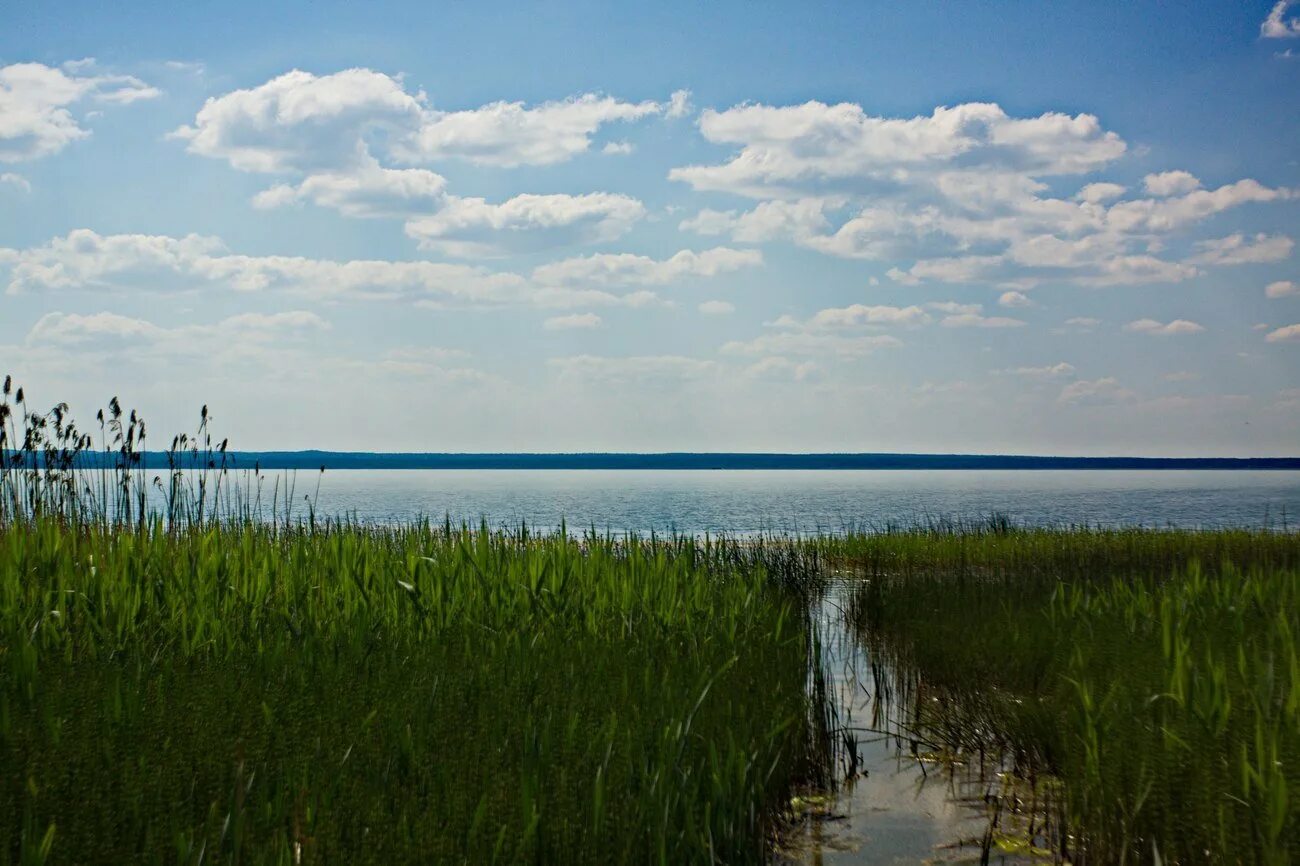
[785,579,1055,865]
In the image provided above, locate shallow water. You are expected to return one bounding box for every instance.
[781,582,1044,865]
[301,469,1300,533]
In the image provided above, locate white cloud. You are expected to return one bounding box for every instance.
[998,290,1034,308]
[1265,323,1300,342]
[171,68,669,171]
[697,301,734,315]
[1189,233,1294,265]
[0,172,30,192]
[163,60,206,75]
[997,362,1076,378]
[170,68,422,173]
[533,246,761,287]
[543,312,601,330]
[671,101,1125,198]
[1065,317,1101,328]
[1104,180,1289,233]
[666,89,693,119]
[1075,182,1126,203]
[720,331,902,357]
[602,140,634,155]
[252,160,447,218]
[680,198,838,246]
[0,229,656,309]
[547,354,715,382]
[1267,279,1298,298]
[172,69,673,254]
[1058,377,1137,405]
[1262,1,1300,37]
[28,309,328,354]
[797,303,932,329]
[668,98,1292,288]
[1142,170,1201,197]
[404,192,645,257]
[1123,318,1206,336]
[924,300,1025,328]
[925,301,982,315]
[410,93,661,167]
[939,312,1027,328]
[743,356,818,380]
[0,61,160,163]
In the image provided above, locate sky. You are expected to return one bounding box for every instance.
[1,1,1298,456]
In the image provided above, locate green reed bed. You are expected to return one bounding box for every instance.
[0,381,836,865]
[1,520,836,865]
[824,527,1300,865]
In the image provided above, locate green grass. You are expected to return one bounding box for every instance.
[824,527,1300,864]
[0,379,843,865]
[0,520,833,865]
[7,380,1300,864]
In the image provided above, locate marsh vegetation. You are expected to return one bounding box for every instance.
[1,379,1298,863]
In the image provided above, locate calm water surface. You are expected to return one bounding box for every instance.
[303,469,1300,533]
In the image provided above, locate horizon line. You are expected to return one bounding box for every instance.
[40,451,1300,470]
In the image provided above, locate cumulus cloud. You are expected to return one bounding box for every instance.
[171,69,676,254]
[680,198,837,244]
[0,229,657,309]
[668,98,1292,288]
[1075,182,1126,203]
[1262,1,1300,37]
[671,101,1125,198]
[0,61,160,163]
[409,93,661,167]
[532,246,761,287]
[403,192,645,257]
[698,300,735,315]
[998,290,1034,308]
[251,160,448,218]
[666,89,693,119]
[1189,233,1294,265]
[1267,280,1298,298]
[1142,170,1201,197]
[543,312,601,330]
[1265,323,1300,342]
[1123,318,1206,336]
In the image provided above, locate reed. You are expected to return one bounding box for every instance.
[0,380,837,865]
[825,526,1300,864]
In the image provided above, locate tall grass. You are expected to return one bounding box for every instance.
[826,526,1300,864]
[0,380,837,864]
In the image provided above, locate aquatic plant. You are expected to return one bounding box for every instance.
[828,527,1300,864]
[0,381,837,864]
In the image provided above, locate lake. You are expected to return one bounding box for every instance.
[299,469,1300,533]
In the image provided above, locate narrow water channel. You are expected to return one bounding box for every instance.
[781,579,1047,865]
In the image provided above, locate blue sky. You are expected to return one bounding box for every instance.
[1,1,1298,454]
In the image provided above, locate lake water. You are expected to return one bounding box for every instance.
[301,469,1300,533]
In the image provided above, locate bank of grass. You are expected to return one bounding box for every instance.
[825,526,1300,864]
[1,520,836,865]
